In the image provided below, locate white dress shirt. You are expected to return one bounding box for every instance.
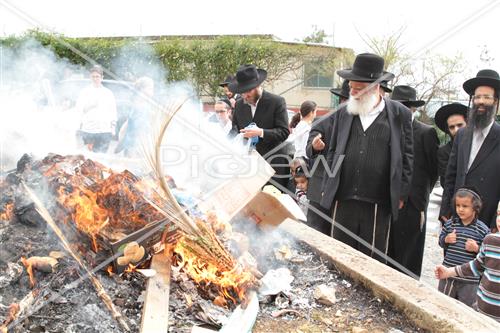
[359,98,386,131]
[293,120,312,159]
[468,120,495,170]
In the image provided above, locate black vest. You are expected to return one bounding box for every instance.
[336,110,391,204]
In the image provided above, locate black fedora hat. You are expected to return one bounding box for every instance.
[330,79,350,99]
[219,75,235,88]
[380,78,392,93]
[434,103,468,134]
[391,85,425,107]
[463,69,500,96]
[337,53,394,83]
[228,64,267,94]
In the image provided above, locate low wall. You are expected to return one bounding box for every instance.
[279,219,500,333]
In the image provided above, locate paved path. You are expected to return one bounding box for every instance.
[420,186,444,288]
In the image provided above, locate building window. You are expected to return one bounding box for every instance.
[303,61,334,89]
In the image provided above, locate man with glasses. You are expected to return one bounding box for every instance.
[440,69,500,231]
[213,100,232,135]
[434,103,468,192]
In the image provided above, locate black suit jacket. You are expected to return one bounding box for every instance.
[319,98,414,219]
[407,120,439,212]
[305,113,335,203]
[441,122,500,228]
[437,141,452,187]
[230,90,289,158]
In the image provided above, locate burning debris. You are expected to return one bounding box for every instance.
[0,151,426,332]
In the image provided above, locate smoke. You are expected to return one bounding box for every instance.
[0,39,84,171]
[0,38,272,201]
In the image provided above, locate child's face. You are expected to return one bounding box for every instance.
[295,177,308,192]
[455,196,475,222]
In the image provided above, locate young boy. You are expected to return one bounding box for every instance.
[435,200,500,322]
[294,166,309,215]
[437,187,490,306]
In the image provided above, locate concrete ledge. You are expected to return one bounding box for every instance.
[280,219,500,332]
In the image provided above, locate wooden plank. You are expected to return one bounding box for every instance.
[140,253,171,333]
[280,219,500,333]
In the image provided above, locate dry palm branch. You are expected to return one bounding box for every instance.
[140,98,245,273]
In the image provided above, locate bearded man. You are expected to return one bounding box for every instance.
[319,53,413,262]
[229,64,290,188]
[441,69,500,230]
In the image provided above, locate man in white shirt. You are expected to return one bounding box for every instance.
[441,69,500,230]
[76,65,117,153]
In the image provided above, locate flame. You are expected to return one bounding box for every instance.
[20,257,36,288]
[174,236,255,306]
[106,265,114,276]
[0,202,14,221]
[124,263,137,274]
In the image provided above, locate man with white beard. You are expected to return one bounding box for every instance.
[441,69,500,231]
[319,53,413,263]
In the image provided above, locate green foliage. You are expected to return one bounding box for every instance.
[1,31,345,99]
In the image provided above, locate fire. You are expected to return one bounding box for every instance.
[20,257,36,288]
[174,236,255,306]
[56,186,109,251]
[0,202,14,221]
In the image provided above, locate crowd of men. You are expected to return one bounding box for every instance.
[225,55,500,320]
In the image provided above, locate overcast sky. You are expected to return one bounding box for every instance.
[1,0,499,75]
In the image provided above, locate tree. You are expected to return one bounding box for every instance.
[303,25,329,44]
[359,27,467,124]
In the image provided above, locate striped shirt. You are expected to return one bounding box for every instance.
[439,217,490,282]
[456,233,500,322]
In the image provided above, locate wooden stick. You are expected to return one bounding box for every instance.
[22,183,130,332]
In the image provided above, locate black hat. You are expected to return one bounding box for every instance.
[463,69,500,96]
[330,79,349,99]
[391,85,425,107]
[380,78,392,93]
[228,64,267,94]
[219,75,235,88]
[337,53,394,83]
[434,103,468,134]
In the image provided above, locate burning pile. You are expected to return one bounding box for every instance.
[0,153,258,310]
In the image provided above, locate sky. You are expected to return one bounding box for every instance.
[1,0,499,76]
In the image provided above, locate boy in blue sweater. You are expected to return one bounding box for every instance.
[438,187,490,306]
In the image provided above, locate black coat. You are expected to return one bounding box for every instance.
[319,98,414,219]
[230,90,289,158]
[441,122,500,228]
[437,140,452,187]
[305,114,335,203]
[407,120,439,212]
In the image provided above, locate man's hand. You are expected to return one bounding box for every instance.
[435,265,454,279]
[445,229,457,244]
[399,200,404,209]
[229,98,236,108]
[240,127,263,138]
[440,215,450,223]
[312,134,325,151]
[465,238,479,253]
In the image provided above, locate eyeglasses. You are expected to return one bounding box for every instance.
[472,95,496,102]
[215,110,227,113]
[448,123,465,130]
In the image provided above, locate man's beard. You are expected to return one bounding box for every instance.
[347,90,380,116]
[244,89,262,105]
[469,103,497,130]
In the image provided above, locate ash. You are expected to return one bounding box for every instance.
[168,219,427,333]
[0,217,146,333]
